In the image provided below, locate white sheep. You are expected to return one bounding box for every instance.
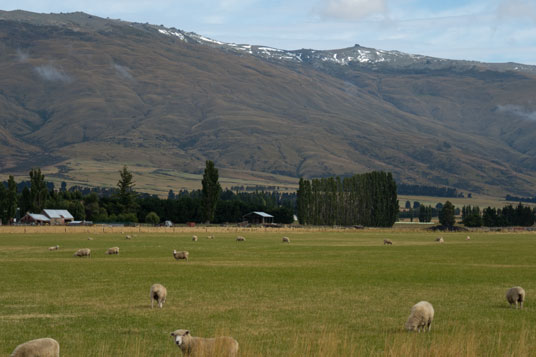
[73,248,91,258]
[125,235,132,240]
[87,237,94,241]
[405,301,434,332]
[435,237,444,243]
[192,235,198,242]
[170,329,239,357]
[466,236,471,240]
[10,337,60,357]
[383,239,393,245]
[173,250,189,261]
[506,286,526,309]
[236,236,246,242]
[150,283,167,308]
[106,247,120,255]
[282,236,290,243]
[207,235,215,239]
[48,245,59,251]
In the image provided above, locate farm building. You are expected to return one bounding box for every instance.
[42,209,74,225]
[20,213,50,225]
[243,211,274,224]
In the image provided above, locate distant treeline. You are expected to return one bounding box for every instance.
[505,194,536,204]
[462,204,535,227]
[397,184,464,198]
[297,171,399,227]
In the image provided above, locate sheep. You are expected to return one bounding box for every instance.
[150,283,167,308]
[282,236,290,243]
[236,236,246,242]
[170,329,239,357]
[173,250,189,261]
[48,245,59,251]
[87,237,94,241]
[73,248,91,258]
[466,236,471,240]
[506,286,525,309]
[207,235,215,239]
[125,235,132,240]
[435,237,444,243]
[10,337,60,357]
[106,247,120,255]
[383,239,393,245]
[405,301,434,332]
[192,235,198,242]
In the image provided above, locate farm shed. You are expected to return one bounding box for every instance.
[20,213,50,225]
[243,211,274,224]
[42,209,74,225]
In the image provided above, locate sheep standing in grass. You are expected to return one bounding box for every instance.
[236,236,246,242]
[170,329,239,357]
[192,235,198,242]
[282,236,290,243]
[10,337,59,357]
[383,239,393,245]
[207,235,215,239]
[73,248,91,258]
[173,250,189,261]
[106,247,120,255]
[405,301,434,332]
[150,284,167,308]
[125,235,132,240]
[435,237,444,243]
[506,286,525,309]
[466,236,471,240]
[87,237,94,241]
[48,245,59,251]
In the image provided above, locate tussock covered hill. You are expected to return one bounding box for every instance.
[1,10,536,195]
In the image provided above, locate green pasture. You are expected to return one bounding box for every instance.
[1,231,535,356]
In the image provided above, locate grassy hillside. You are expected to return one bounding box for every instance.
[1,11,536,195]
[1,230,536,355]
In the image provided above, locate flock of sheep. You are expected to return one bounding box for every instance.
[9,233,527,356]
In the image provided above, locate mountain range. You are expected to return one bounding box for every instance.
[1,10,536,196]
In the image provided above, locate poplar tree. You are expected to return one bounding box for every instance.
[201,160,221,223]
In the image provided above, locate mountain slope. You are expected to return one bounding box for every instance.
[1,10,536,196]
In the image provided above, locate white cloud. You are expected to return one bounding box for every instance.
[315,0,387,21]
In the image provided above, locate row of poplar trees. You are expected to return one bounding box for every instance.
[296,171,399,227]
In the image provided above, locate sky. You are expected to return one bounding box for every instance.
[1,0,536,64]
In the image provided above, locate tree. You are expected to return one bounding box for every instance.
[29,168,48,212]
[0,182,6,224]
[145,211,160,225]
[6,176,17,223]
[201,160,221,223]
[439,201,455,227]
[116,165,137,213]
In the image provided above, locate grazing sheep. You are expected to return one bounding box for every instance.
[207,235,215,239]
[170,329,239,357]
[150,283,167,308]
[236,236,246,242]
[435,237,444,243]
[73,248,91,258]
[506,286,526,309]
[405,301,434,332]
[48,245,59,251]
[383,239,393,245]
[125,235,132,240]
[192,235,198,242]
[106,247,120,255]
[173,250,189,261]
[282,236,290,243]
[466,236,471,240]
[10,337,60,357]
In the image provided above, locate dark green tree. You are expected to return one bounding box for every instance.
[439,200,455,227]
[0,182,6,224]
[29,168,48,212]
[116,165,137,214]
[68,201,86,221]
[145,211,160,225]
[6,176,17,223]
[201,160,221,223]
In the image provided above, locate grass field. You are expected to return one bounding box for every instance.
[1,230,536,356]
